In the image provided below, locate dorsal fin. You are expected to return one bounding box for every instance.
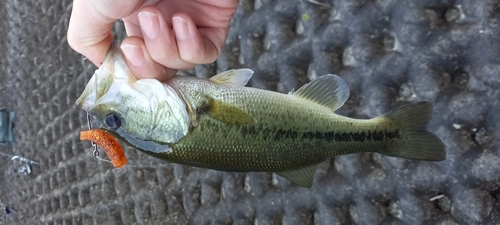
[210,69,254,87]
[292,74,349,111]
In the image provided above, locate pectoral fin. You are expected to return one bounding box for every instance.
[210,69,254,87]
[292,74,350,111]
[205,97,254,126]
[276,164,317,188]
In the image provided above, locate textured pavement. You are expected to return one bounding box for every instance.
[1,0,500,224]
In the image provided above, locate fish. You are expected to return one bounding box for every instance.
[80,129,127,168]
[76,46,446,188]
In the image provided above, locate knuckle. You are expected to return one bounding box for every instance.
[66,31,79,51]
[145,42,196,70]
[150,50,177,65]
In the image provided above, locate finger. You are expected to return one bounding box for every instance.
[137,7,196,70]
[123,20,143,38]
[172,13,227,64]
[198,0,240,9]
[121,37,177,81]
[67,0,115,66]
[67,0,147,66]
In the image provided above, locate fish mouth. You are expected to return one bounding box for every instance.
[75,44,136,112]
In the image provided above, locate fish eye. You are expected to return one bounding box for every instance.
[105,113,122,130]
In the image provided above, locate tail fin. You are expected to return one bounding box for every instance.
[380,101,446,161]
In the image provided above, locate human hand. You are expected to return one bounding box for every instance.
[68,0,239,81]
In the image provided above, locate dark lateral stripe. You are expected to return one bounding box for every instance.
[240,126,400,142]
[298,130,393,142]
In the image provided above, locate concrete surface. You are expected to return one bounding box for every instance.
[0,0,499,224]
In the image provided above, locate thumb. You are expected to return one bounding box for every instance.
[67,0,146,66]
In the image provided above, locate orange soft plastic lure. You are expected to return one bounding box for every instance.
[80,129,127,168]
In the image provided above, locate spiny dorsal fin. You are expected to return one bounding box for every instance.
[205,97,254,126]
[210,69,254,87]
[276,164,317,188]
[292,75,349,111]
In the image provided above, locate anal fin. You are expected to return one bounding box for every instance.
[276,164,317,188]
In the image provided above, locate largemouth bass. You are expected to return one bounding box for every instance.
[76,46,446,188]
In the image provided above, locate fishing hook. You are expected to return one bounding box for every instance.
[86,113,112,164]
[87,113,99,157]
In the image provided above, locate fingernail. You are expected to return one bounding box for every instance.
[121,44,145,66]
[173,16,188,40]
[138,11,160,39]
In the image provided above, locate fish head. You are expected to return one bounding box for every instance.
[76,45,190,145]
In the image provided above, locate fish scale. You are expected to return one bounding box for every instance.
[147,78,405,170]
[166,111,392,172]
